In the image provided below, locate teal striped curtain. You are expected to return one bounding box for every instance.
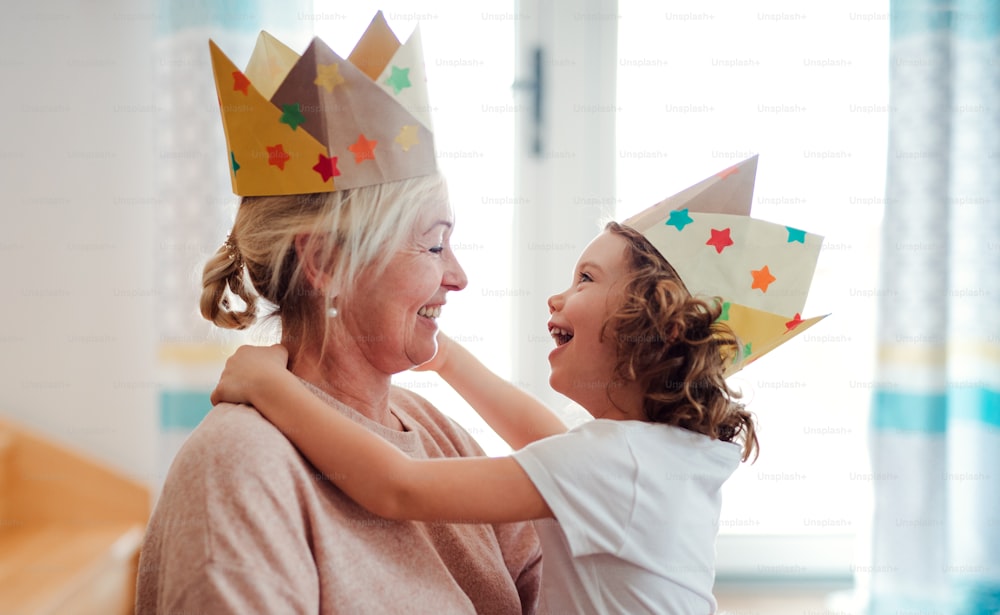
[869,0,1000,613]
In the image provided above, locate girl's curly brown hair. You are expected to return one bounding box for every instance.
[603,221,759,462]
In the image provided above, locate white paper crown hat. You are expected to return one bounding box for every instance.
[623,156,828,376]
[209,12,436,196]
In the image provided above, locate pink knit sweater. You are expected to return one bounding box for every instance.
[136,384,542,614]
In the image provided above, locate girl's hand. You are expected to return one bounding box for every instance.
[211,344,290,407]
[412,331,453,373]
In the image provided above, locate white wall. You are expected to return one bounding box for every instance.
[0,1,158,482]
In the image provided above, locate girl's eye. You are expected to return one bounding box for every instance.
[577,272,593,283]
[430,245,445,254]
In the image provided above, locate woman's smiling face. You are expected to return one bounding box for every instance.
[343,197,467,374]
[546,230,640,420]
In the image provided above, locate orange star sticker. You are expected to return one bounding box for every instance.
[395,125,420,152]
[717,164,739,180]
[348,134,377,163]
[706,228,734,254]
[750,265,776,293]
[232,71,250,95]
[785,313,804,332]
[266,144,290,170]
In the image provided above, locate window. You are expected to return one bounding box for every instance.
[318,0,889,581]
[616,1,888,578]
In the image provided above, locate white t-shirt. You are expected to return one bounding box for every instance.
[511,419,742,615]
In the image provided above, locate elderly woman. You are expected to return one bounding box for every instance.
[135,172,542,613]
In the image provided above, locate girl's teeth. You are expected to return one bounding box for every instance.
[549,326,573,345]
[418,305,441,319]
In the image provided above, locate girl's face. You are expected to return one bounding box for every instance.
[547,231,641,420]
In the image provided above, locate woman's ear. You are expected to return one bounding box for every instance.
[294,233,333,294]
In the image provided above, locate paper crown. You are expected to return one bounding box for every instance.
[209,12,436,196]
[623,156,827,376]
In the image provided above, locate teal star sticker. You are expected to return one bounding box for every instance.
[666,208,694,231]
[230,151,240,172]
[786,226,806,243]
[385,65,411,94]
[279,103,306,131]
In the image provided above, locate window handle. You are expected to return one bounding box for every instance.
[513,46,544,156]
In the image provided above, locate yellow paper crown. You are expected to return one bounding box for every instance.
[209,12,436,196]
[623,156,827,376]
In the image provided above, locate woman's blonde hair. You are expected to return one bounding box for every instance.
[200,173,448,357]
[603,221,759,462]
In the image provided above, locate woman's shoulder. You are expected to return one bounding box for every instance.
[388,386,486,457]
[169,403,303,475]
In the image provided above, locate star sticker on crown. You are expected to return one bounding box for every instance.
[666,208,694,231]
[385,65,412,94]
[314,62,345,93]
[785,313,804,331]
[621,155,828,376]
[706,228,734,254]
[717,163,740,180]
[312,153,340,183]
[232,71,250,95]
[349,134,378,163]
[267,144,290,170]
[786,226,807,243]
[395,125,420,151]
[279,103,306,131]
[750,265,776,292]
[209,12,438,196]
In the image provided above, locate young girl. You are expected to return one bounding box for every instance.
[212,221,757,614]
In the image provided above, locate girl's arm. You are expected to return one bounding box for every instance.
[212,345,553,523]
[418,333,567,449]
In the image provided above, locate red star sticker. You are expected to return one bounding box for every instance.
[348,134,377,163]
[706,228,734,254]
[313,153,340,182]
[266,144,290,170]
[717,164,739,180]
[750,265,776,293]
[232,71,250,95]
[785,313,804,332]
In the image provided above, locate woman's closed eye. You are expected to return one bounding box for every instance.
[429,244,445,255]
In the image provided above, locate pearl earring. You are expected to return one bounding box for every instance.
[327,294,338,318]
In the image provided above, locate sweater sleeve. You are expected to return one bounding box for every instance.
[137,405,320,614]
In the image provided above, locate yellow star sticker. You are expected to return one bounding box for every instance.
[314,63,345,93]
[395,125,420,152]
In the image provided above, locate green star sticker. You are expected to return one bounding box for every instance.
[279,103,306,131]
[743,342,752,358]
[230,151,240,172]
[385,65,411,94]
[718,301,731,321]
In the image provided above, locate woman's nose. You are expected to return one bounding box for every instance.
[443,250,468,291]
